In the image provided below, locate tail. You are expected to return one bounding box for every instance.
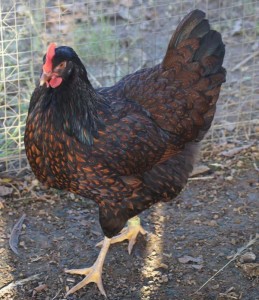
[161,9,226,142]
[163,9,225,76]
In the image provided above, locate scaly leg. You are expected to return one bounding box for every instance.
[65,237,111,297]
[96,216,148,255]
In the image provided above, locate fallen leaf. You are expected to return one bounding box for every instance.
[191,165,210,177]
[0,186,13,196]
[222,121,236,132]
[191,264,203,270]
[221,143,254,157]
[238,263,259,278]
[120,0,133,7]
[112,0,133,7]
[0,178,13,183]
[231,19,242,36]
[9,214,26,255]
[32,283,48,296]
[178,255,203,264]
[117,6,133,21]
[0,198,4,209]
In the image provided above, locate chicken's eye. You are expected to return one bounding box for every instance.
[59,61,67,69]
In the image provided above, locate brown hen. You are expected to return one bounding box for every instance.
[25,10,226,297]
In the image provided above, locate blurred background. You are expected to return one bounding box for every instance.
[0,0,258,173]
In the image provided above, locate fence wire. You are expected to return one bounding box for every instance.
[0,0,258,173]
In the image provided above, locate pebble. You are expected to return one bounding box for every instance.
[240,252,256,263]
[206,220,218,227]
[159,262,169,269]
[162,275,168,282]
[237,161,243,167]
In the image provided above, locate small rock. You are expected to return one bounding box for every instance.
[159,216,165,222]
[163,252,172,258]
[236,161,243,167]
[70,193,75,199]
[158,262,169,269]
[226,176,233,181]
[19,241,25,247]
[205,220,218,227]
[193,219,201,225]
[162,275,168,282]
[211,284,220,290]
[239,252,256,263]
[191,264,203,270]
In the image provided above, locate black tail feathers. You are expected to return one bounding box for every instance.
[163,10,225,75]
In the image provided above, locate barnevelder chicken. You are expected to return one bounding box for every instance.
[24,10,226,297]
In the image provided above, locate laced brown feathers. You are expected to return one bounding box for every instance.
[25,9,226,238]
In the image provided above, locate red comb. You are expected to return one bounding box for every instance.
[43,43,57,73]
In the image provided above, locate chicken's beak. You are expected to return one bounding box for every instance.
[40,72,52,86]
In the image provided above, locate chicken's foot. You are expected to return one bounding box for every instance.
[65,236,111,297]
[96,216,148,255]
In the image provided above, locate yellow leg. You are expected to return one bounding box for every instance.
[96,216,148,255]
[65,237,111,298]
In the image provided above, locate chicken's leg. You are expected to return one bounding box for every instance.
[96,216,147,254]
[65,236,111,297]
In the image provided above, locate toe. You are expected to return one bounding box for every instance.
[96,276,107,297]
[128,236,137,255]
[65,271,107,298]
[139,226,148,235]
[65,267,91,275]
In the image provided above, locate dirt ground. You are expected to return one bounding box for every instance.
[0,144,258,300]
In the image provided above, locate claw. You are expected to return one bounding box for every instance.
[65,237,111,297]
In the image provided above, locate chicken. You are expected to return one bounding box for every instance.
[24,9,226,297]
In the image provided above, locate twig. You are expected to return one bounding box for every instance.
[252,153,259,172]
[221,142,255,157]
[0,274,41,297]
[5,182,21,198]
[192,234,259,295]
[189,176,214,181]
[253,162,259,172]
[9,214,26,255]
[51,289,62,300]
[231,50,259,72]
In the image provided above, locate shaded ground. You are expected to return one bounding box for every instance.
[0,144,258,300]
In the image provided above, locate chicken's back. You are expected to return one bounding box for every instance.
[118,9,226,145]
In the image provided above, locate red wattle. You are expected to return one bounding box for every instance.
[49,77,63,88]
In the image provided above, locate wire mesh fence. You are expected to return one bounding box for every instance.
[0,0,258,173]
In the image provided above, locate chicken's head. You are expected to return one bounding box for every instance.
[40,43,86,88]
